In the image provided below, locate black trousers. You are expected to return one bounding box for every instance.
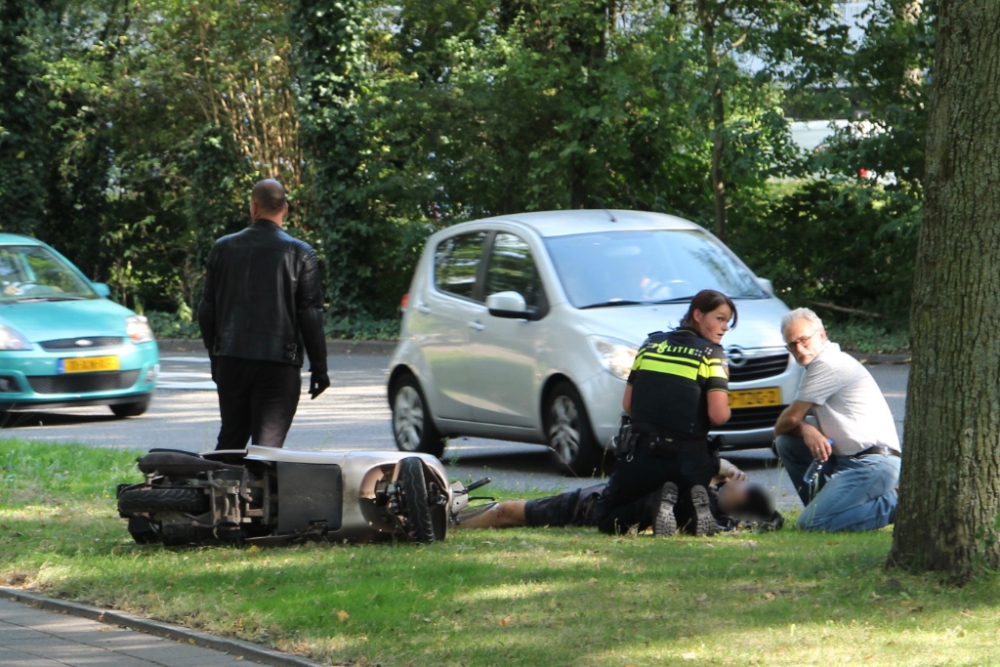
[215,357,302,450]
[594,448,716,535]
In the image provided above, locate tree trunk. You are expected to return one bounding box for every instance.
[567,1,610,210]
[696,0,726,241]
[888,1,1000,581]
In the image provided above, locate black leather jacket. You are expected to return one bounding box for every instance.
[197,220,327,372]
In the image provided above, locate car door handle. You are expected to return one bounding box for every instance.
[415,302,432,314]
[468,320,485,332]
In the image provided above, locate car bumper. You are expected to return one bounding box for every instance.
[580,360,803,453]
[0,342,159,409]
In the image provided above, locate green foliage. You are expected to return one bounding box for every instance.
[730,178,920,322]
[0,0,934,327]
[145,310,202,340]
[324,314,400,341]
[761,0,931,325]
[825,321,910,355]
[146,309,400,341]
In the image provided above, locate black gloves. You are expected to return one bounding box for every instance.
[309,370,330,399]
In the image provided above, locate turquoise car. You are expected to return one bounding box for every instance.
[0,234,159,417]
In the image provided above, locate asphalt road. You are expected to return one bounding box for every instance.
[0,352,909,509]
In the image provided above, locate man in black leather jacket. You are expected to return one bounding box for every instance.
[198,179,330,449]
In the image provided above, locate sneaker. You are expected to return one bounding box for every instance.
[691,485,716,537]
[653,482,679,537]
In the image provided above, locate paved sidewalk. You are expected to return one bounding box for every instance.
[0,598,260,667]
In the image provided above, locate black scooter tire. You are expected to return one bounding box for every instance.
[398,457,436,544]
[119,488,208,514]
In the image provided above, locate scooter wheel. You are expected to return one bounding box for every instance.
[119,488,208,514]
[397,457,436,544]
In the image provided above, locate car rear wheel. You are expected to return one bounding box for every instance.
[110,398,151,418]
[545,381,602,476]
[391,374,446,458]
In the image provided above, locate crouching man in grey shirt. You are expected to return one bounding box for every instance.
[773,308,901,532]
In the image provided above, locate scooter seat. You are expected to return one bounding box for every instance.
[137,451,233,476]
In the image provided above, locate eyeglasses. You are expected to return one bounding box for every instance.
[785,329,820,352]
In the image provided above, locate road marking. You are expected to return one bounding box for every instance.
[156,371,215,390]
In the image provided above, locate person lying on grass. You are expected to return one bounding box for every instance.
[456,459,783,534]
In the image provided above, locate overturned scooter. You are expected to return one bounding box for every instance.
[116,446,491,546]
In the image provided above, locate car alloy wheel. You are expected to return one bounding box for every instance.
[548,395,581,464]
[393,385,425,452]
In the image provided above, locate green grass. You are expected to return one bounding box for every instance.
[2,439,998,667]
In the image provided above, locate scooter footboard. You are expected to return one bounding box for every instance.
[276,462,344,535]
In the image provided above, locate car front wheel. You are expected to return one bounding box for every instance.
[545,381,602,476]
[391,374,446,458]
[110,398,151,418]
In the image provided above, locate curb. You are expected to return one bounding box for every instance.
[846,351,911,365]
[156,339,398,356]
[0,586,332,667]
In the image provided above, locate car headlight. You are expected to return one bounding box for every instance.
[126,315,155,344]
[0,325,31,351]
[587,335,638,381]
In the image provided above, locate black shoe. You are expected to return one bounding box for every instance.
[691,485,716,537]
[653,482,679,537]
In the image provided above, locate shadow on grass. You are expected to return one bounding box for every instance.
[4,503,1000,667]
[2,439,998,667]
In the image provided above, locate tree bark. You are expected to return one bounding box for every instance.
[696,0,726,241]
[888,1,1000,580]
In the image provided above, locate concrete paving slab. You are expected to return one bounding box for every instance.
[0,645,67,666]
[0,597,308,667]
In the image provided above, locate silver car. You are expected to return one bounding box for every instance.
[387,210,802,475]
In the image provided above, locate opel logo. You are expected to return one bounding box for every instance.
[727,346,747,367]
[75,339,94,347]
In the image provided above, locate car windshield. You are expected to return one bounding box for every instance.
[543,229,766,309]
[0,245,97,303]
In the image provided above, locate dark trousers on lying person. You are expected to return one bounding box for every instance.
[525,482,711,534]
[593,447,716,535]
[214,356,301,450]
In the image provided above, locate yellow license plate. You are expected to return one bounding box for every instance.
[729,387,782,409]
[60,356,120,374]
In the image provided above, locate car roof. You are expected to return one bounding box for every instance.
[471,209,705,238]
[0,233,44,246]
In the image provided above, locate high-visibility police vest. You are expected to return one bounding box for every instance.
[627,327,729,440]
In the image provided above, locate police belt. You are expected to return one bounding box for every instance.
[636,432,707,456]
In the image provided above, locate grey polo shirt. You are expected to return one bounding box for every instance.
[795,342,900,456]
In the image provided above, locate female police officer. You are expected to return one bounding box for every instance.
[594,289,735,537]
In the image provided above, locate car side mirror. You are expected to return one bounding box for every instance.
[757,278,774,295]
[486,291,538,320]
[92,282,112,298]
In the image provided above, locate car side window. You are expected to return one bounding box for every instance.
[484,233,545,310]
[434,231,488,300]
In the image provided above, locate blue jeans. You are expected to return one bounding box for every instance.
[775,434,900,532]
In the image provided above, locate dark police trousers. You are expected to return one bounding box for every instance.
[594,446,716,535]
[214,357,301,449]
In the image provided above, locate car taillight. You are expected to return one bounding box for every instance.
[400,293,409,309]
